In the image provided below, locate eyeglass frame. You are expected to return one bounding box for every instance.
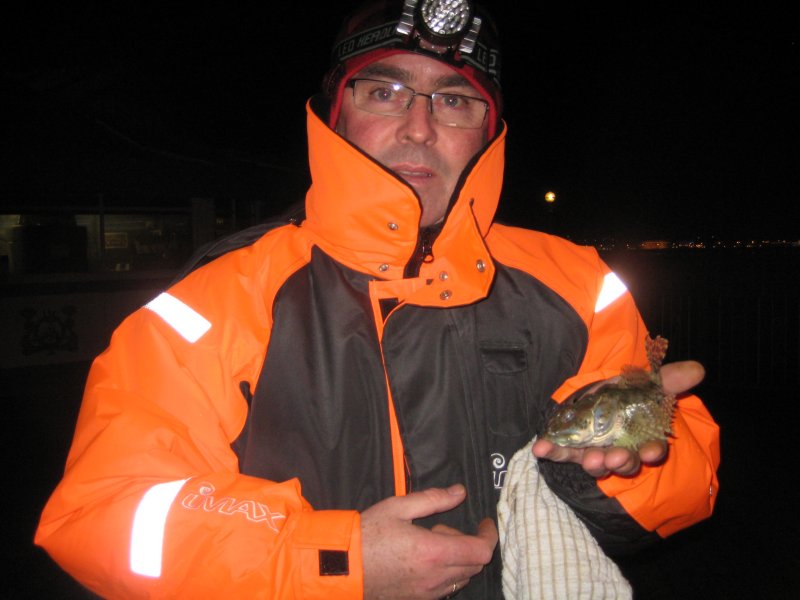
[345,78,489,129]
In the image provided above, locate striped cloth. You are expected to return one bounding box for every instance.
[497,440,633,600]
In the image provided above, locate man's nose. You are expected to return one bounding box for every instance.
[396,95,437,145]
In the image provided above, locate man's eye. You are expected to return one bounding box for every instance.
[368,86,398,102]
[439,94,468,110]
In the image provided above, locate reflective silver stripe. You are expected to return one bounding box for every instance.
[130,479,189,578]
[594,272,628,313]
[145,292,211,343]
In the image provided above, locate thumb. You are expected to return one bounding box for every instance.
[661,360,705,395]
[393,484,467,522]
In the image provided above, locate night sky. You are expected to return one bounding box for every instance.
[5,2,797,241]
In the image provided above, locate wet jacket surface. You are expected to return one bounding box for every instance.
[36,97,720,598]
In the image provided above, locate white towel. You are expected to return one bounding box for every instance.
[497,440,633,600]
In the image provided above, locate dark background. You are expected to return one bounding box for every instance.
[4,1,797,241]
[3,2,798,598]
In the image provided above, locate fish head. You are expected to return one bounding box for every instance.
[542,388,623,448]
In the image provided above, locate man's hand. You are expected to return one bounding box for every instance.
[361,484,497,599]
[532,360,705,478]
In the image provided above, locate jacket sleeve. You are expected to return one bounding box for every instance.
[538,265,720,555]
[34,287,364,599]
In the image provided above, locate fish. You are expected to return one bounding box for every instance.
[541,335,676,451]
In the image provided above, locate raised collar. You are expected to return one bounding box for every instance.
[301,99,507,307]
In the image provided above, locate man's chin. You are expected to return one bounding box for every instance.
[418,202,448,227]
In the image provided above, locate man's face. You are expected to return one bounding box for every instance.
[336,53,489,227]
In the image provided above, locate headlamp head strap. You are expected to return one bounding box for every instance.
[330,0,500,88]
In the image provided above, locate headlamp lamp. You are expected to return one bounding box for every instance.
[396,0,482,55]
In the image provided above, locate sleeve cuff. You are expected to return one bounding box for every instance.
[291,509,363,599]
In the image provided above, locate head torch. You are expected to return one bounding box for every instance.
[331,0,500,87]
[396,0,482,56]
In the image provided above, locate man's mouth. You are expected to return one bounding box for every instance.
[391,163,434,181]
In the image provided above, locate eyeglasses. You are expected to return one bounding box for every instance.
[346,78,489,129]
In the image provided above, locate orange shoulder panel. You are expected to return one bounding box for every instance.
[35,225,365,598]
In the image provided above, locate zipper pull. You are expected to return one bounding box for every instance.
[404,225,440,277]
[420,230,434,263]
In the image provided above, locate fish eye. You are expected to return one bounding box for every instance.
[594,414,611,433]
[593,399,616,434]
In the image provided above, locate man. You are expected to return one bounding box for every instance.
[36,1,720,598]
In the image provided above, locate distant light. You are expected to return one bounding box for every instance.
[544,191,556,203]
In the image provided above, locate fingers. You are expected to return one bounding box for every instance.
[431,519,498,548]
[433,517,497,569]
[425,516,497,585]
[444,577,471,599]
[581,447,615,477]
[531,438,584,463]
[475,517,499,549]
[385,484,468,522]
[368,485,496,566]
[638,440,668,465]
[361,488,495,600]
[579,446,652,478]
[431,523,462,536]
[598,441,667,476]
[599,447,639,476]
[533,438,668,477]
[661,360,705,395]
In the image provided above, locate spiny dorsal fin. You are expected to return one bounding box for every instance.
[620,365,652,387]
[661,393,678,434]
[645,335,669,373]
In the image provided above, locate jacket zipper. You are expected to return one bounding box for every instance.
[404,226,438,278]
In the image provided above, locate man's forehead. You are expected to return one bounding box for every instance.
[356,57,477,92]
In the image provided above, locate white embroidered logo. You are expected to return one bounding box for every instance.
[181,482,287,533]
[492,452,507,490]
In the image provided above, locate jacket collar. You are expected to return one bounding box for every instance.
[302,98,507,306]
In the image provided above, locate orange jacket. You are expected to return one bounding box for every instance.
[36,99,719,598]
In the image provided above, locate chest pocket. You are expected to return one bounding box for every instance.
[479,345,532,437]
